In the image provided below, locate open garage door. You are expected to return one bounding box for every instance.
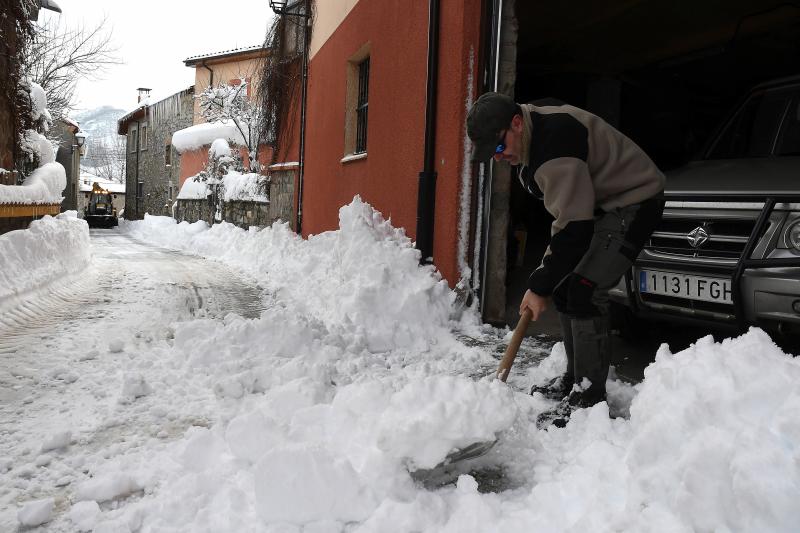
[491,0,800,328]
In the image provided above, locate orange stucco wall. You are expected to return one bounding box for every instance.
[191,54,266,124]
[301,0,483,286]
[178,145,273,190]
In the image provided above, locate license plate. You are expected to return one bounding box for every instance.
[638,270,733,304]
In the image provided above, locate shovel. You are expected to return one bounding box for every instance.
[413,309,533,478]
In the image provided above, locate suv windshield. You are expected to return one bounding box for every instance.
[707,88,795,159]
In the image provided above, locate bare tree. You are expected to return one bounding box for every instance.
[83,135,126,182]
[22,16,121,122]
[197,78,263,171]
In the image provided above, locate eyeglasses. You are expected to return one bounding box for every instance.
[494,130,507,155]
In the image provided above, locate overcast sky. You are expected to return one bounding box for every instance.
[39,0,275,114]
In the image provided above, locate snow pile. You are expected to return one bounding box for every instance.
[222,171,268,202]
[0,213,90,304]
[44,197,800,531]
[374,377,516,469]
[209,138,231,159]
[22,129,56,165]
[176,175,210,200]
[17,498,53,527]
[172,120,247,153]
[0,161,64,205]
[123,197,455,350]
[28,82,49,123]
[77,313,800,531]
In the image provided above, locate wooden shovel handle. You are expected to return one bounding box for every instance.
[496,308,532,382]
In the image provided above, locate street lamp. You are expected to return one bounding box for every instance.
[268,0,287,13]
[268,0,308,17]
[75,131,86,150]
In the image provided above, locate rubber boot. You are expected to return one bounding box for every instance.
[559,312,576,385]
[569,315,610,407]
[532,313,576,399]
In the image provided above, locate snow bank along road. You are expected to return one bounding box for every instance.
[0,228,266,530]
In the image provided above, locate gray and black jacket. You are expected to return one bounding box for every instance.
[518,103,665,296]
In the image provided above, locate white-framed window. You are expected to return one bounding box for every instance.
[165,143,172,166]
[130,128,138,153]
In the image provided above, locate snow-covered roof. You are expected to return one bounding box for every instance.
[60,116,80,131]
[117,86,194,135]
[172,121,247,153]
[184,45,268,66]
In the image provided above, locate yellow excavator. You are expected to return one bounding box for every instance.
[84,182,118,228]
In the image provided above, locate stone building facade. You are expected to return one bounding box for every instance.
[118,87,194,219]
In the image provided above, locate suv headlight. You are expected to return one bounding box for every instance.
[784,219,800,251]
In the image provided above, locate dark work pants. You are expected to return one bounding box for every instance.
[552,196,664,404]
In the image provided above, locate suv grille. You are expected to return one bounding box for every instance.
[646,217,758,260]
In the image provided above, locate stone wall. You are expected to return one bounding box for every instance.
[124,88,194,220]
[175,198,270,229]
[175,170,295,230]
[268,169,296,228]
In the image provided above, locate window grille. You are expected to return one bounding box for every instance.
[355,58,370,154]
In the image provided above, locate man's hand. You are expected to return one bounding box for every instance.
[520,289,548,321]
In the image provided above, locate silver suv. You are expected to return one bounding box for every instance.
[612,75,800,338]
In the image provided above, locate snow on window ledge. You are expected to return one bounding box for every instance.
[340,152,367,164]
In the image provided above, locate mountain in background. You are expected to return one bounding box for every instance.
[73,106,127,183]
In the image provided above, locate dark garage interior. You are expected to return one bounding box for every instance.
[504,1,800,324]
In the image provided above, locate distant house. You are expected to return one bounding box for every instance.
[117,87,194,220]
[53,117,83,212]
[77,171,125,218]
[177,45,271,190]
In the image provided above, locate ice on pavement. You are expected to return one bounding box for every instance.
[2,196,799,531]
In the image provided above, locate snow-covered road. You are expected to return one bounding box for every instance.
[0,229,266,530]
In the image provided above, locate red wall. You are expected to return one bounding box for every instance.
[302,0,483,286]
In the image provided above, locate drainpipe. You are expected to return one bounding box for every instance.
[296,5,310,233]
[202,62,214,88]
[135,119,141,218]
[415,0,441,264]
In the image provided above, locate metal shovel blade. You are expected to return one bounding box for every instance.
[411,311,533,481]
[409,440,497,485]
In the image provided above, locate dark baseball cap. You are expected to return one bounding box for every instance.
[467,92,518,162]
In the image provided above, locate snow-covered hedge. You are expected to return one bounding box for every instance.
[177,171,267,202]
[0,213,90,304]
[171,121,247,153]
[0,162,65,205]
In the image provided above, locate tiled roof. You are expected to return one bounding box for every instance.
[184,45,267,65]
